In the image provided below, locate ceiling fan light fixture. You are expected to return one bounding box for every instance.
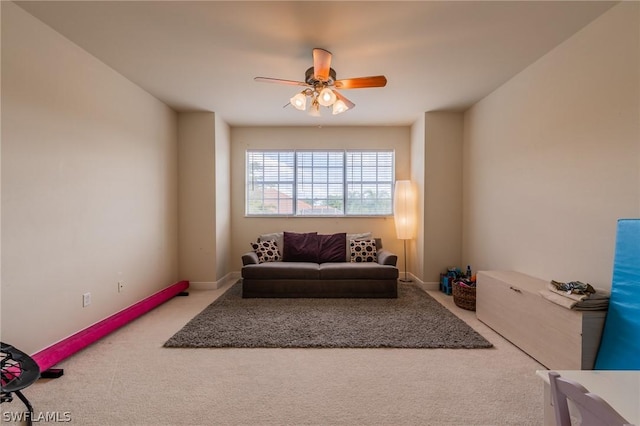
[332,99,349,115]
[290,92,307,110]
[317,87,337,107]
[309,101,321,117]
[256,48,386,117]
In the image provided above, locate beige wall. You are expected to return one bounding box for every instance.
[423,112,464,284]
[229,126,411,270]
[1,2,178,354]
[463,2,640,288]
[177,112,216,286]
[410,117,426,281]
[177,112,232,288]
[410,112,464,286]
[214,115,231,281]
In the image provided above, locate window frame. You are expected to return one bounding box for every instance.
[245,149,395,217]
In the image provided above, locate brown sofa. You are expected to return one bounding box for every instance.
[241,232,398,298]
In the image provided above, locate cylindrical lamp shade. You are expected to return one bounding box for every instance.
[394,180,416,240]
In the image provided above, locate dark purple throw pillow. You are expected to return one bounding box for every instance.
[318,233,347,263]
[282,232,319,262]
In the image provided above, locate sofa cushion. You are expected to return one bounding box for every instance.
[242,262,320,280]
[250,240,281,263]
[318,232,347,263]
[350,239,378,263]
[319,263,398,280]
[283,232,319,262]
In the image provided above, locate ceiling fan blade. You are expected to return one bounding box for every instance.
[254,77,308,87]
[332,90,355,110]
[312,48,332,81]
[334,75,387,89]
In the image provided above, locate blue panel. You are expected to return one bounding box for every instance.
[595,219,640,370]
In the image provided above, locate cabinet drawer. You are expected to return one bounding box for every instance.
[477,271,605,370]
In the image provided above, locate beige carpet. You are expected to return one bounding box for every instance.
[1,282,546,425]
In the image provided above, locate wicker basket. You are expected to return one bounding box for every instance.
[452,281,476,311]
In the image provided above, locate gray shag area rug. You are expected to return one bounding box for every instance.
[164,282,493,349]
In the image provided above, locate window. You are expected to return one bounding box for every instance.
[246,150,394,216]
[346,151,394,215]
[246,151,295,215]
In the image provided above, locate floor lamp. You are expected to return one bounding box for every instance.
[394,180,415,283]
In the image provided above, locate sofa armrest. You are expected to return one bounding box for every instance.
[242,251,259,265]
[377,249,398,266]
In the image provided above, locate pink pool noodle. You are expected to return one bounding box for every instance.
[31,280,189,371]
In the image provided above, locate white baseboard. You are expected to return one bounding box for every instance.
[188,281,217,290]
[188,272,240,291]
[217,272,240,288]
[421,281,440,291]
[399,273,439,291]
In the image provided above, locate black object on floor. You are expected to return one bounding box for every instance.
[41,368,64,379]
[1,342,41,426]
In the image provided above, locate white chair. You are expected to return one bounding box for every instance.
[548,371,631,426]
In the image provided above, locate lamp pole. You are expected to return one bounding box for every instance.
[399,239,411,283]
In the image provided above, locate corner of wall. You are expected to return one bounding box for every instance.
[422,112,464,283]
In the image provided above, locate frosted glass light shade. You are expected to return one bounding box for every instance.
[290,93,307,110]
[394,180,416,240]
[317,87,337,106]
[332,99,348,115]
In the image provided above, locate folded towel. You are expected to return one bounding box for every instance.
[573,303,610,311]
[539,287,610,311]
[579,289,610,301]
[574,292,610,311]
[540,289,578,309]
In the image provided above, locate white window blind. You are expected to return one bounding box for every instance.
[246,149,394,216]
[296,151,344,215]
[346,151,394,215]
[246,151,295,215]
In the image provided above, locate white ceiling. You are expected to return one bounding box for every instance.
[16,1,616,126]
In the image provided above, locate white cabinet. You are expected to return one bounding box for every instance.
[476,270,606,370]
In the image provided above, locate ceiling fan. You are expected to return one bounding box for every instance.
[254,48,387,115]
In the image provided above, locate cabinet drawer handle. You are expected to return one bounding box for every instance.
[509,286,522,293]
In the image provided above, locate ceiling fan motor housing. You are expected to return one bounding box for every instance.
[305,67,336,86]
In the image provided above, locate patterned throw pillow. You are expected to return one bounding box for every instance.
[259,232,283,254]
[350,239,377,263]
[250,240,281,263]
[345,232,373,261]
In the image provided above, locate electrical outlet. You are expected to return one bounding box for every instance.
[82,292,91,307]
[118,281,125,293]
